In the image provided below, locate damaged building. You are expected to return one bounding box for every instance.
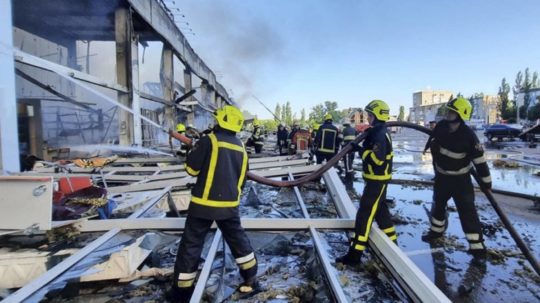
[0,1,540,303]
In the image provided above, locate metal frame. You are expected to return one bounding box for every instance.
[189,231,222,303]
[322,168,450,303]
[3,187,172,302]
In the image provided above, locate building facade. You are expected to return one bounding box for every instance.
[409,90,454,125]
[469,95,500,125]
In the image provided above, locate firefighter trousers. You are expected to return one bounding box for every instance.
[343,150,355,173]
[351,181,396,252]
[172,215,257,291]
[316,151,334,164]
[430,174,485,251]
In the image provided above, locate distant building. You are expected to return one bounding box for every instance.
[409,90,454,125]
[345,108,368,125]
[469,95,500,125]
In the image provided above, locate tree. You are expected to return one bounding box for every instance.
[284,101,293,126]
[274,103,282,123]
[300,109,306,123]
[398,106,405,121]
[498,78,511,120]
[522,68,533,119]
[532,71,539,88]
[309,104,326,122]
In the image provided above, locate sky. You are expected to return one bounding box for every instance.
[170,0,540,119]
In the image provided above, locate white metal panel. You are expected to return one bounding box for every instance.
[0,0,20,173]
[0,176,53,230]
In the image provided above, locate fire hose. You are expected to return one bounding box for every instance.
[170,121,540,276]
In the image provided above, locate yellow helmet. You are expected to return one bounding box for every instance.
[213,105,244,133]
[253,119,260,127]
[446,97,472,121]
[175,123,186,132]
[324,113,333,120]
[365,99,390,122]
[313,123,320,131]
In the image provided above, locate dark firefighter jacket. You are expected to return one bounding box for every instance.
[315,121,340,154]
[251,127,264,145]
[184,128,248,220]
[342,126,358,144]
[356,122,393,181]
[427,120,492,188]
[277,128,289,146]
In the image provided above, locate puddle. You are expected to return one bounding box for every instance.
[350,180,540,303]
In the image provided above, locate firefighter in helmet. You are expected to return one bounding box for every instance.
[421,97,491,258]
[169,123,189,158]
[246,120,264,153]
[168,105,257,301]
[341,122,358,175]
[314,113,340,164]
[336,100,396,265]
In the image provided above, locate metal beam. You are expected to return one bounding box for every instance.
[189,231,222,303]
[2,228,121,303]
[56,218,355,232]
[127,0,229,100]
[13,49,128,93]
[323,168,450,303]
[309,227,349,302]
[0,0,20,173]
[288,172,310,219]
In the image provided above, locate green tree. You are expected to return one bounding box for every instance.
[498,78,511,120]
[532,71,539,88]
[309,104,326,122]
[528,102,540,121]
[285,101,293,126]
[522,68,533,119]
[300,108,306,123]
[397,106,405,121]
[274,103,282,123]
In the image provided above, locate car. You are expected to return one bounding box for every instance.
[484,124,521,141]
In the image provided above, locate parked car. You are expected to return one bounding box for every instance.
[484,124,521,141]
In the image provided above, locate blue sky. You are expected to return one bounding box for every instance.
[176,0,540,119]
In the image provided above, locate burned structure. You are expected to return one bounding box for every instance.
[0,1,539,303]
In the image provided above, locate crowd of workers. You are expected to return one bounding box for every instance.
[167,97,492,302]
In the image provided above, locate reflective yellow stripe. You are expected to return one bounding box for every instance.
[370,152,384,166]
[203,134,219,201]
[354,244,366,251]
[389,234,397,241]
[238,258,257,270]
[431,217,445,226]
[439,147,467,159]
[236,252,255,264]
[218,141,244,152]
[321,129,337,152]
[318,148,335,153]
[237,148,248,201]
[368,164,374,175]
[383,226,395,234]
[386,152,394,160]
[362,150,371,160]
[178,280,195,288]
[184,164,200,176]
[481,175,492,183]
[362,172,392,181]
[357,184,387,245]
[435,163,471,175]
[344,135,356,141]
[178,272,197,280]
[191,195,240,207]
[472,156,486,164]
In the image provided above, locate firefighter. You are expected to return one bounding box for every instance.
[336,100,396,265]
[287,121,300,154]
[341,122,358,174]
[246,120,264,153]
[421,97,491,257]
[167,105,257,302]
[169,123,189,158]
[277,124,289,155]
[309,123,320,162]
[314,114,340,164]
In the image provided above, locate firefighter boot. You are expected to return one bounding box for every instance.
[421,230,444,242]
[335,249,362,266]
[165,286,194,303]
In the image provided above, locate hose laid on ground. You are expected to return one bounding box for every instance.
[171,121,540,276]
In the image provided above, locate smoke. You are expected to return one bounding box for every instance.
[178,1,287,106]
